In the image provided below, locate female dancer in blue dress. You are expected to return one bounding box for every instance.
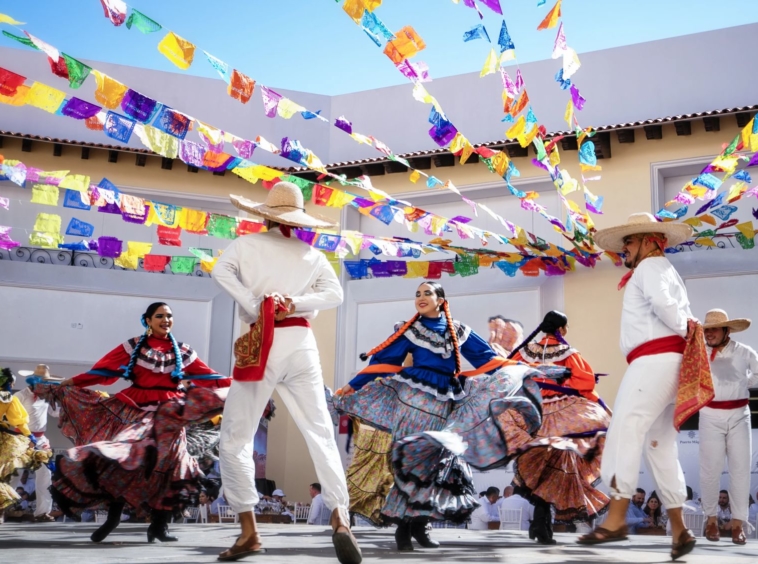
[334,282,546,551]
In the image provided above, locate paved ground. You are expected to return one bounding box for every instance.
[0,522,756,563]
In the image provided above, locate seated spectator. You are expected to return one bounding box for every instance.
[717,490,732,529]
[478,491,487,499]
[307,482,327,525]
[501,485,514,500]
[626,488,649,533]
[470,487,502,530]
[642,493,666,529]
[210,487,228,522]
[498,490,533,531]
[271,489,294,521]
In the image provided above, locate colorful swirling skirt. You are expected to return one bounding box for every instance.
[512,394,611,523]
[333,365,545,524]
[36,384,226,519]
[0,427,52,511]
[346,424,393,526]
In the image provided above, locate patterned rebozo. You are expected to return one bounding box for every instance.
[123,336,197,375]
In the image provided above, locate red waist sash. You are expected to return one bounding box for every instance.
[706,398,749,409]
[233,297,310,382]
[626,335,686,365]
[32,431,45,437]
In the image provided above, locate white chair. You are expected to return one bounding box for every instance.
[93,510,109,524]
[683,513,705,537]
[183,506,200,523]
[217,504,239,523]
[293,505,310,524]
[498,507,522,530]
[198,504,208,524]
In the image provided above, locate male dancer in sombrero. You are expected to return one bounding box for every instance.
[700,309,758,545]
[578,212,713,561]
[213,181,361,564]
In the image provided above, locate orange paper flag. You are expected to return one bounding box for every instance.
[383,26,425,64]
[537,0,562,30]
[93,71,127,109]
[228,69,255,104]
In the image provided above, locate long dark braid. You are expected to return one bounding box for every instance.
[168,331,185,380]
[442,300,462,375]
[508,310,568,360]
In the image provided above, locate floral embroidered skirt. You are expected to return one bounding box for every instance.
[0,428,52,511]
[36,384,226,518]
[512,394,611,523]
[333,365,545,524]
[346,424,393,526]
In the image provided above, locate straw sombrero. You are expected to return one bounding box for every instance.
[594,212,693,253]
[230,181,337,229]
[17,364,64,382]
[702,309,751,333]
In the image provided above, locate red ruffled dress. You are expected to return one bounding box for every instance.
[511,336,611,523]
[36,335,231,518]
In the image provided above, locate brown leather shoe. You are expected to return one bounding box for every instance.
[731,525,746,545]
[330,508,362,564]
[705,520,720,542]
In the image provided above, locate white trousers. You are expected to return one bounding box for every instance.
[601,353,687,509]
[219,326,348,514]
[699,405,752,522]
[30,434,52,516]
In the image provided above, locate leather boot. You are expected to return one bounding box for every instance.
[147,510,178,543]
[90,500,125,543]
[542,503,557,544]
[395,522,414,552]
[530,503,555,545]
[410,519,440,548]
[330,507,362,564]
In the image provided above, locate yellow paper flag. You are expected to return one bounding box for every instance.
[735,221,755,240]
[506,115,526,139]
[59,174,91,193]
[180,208,209,233]
[460,141,474,165]
[683,217,703,227]
[480,49,499,77]
[29,231,63,249]
[449,132,467,153]
[251,165,281,181]
[549,145,561,167]
[126,241,153,258]
[33,213,61,234]
[564,99,574,128]
[157,31,196,70]
[409,170,421,183]
[93,70,128,109]
[115,254,139,270]
[694,237,716,247]
[0,84,29,106]
[26,82,66,113]
[0,13,24,25]
[277,98,306,119]
[491,151,510,176]
[700,214,717,226]
[537,0,562,30]
[135,125,179,159]
[31,184,59,206]
[404,261,430,278]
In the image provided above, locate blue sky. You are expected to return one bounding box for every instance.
[2,0,758,95]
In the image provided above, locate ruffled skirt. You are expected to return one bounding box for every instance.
[512,394,611,523]
[36,384,226,518]
[0,428,52,511]
[333,365,545,524]
[346,424,393,526]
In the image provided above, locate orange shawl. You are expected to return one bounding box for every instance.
[674,324,714,431]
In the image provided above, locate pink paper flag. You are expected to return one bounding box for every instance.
[260,86,282,118]
[515,69,524,92]
[0,197,9,210]
[499,68,518,98]
[570,84,586,110]
[552,22,567,59]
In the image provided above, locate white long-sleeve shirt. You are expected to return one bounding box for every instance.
[213,229,343,325]
[469,497,501,530]
[497,493,534,530]
[620,257,692,356]
[706,340,758,401]
[307,493,326,524]
[13,387,59,434]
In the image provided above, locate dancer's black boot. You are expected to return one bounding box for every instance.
[410,518,440,548]
[147,509,179,543]
[530,501,556,545]
[90,500,126,543]
[395,521,414,551]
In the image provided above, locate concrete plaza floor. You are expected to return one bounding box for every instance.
[0,522,756,563]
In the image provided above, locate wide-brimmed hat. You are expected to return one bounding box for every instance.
[230,182,337,229]
[272,489,285,497]
[594,212,693,253]
[703,309,751,333]
[17,364,64,382]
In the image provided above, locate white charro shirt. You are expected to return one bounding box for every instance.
[213,229,343,325]
[620,257,692,357]
[497,493,534,531]
[13,387,59,434]
[307,493,326,525]
[706,340,758,402]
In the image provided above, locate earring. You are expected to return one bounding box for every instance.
[146,327,153,336]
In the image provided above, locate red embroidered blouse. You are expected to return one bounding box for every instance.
[72,335,231,407]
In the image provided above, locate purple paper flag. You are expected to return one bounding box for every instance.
[500,68,518,98]
[121,89,160,123]
[0,225,20,250]
[97,236,123,258]
[61,97,101,120]
[429,122,458,147]
[479,0,503,14]
[396,60,431,82]
[335,116,353,134]
[179,140,207,167]
[232,138,256,159]
[748,153,758,167]
[261,86,282,118]
[570,84,586,110]
[515,69,524,92]
[122,203,150,224]
[295,230,317,246]
[98,201,121,214]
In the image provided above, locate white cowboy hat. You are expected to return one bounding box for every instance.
[702,309,751,333]
[594,212,693,253]
[272,489,285,497]
[230,182,337,230]
[17,364,64,381]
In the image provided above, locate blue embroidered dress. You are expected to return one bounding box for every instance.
[334,315,545,524]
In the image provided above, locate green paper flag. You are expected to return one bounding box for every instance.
[736,233,755,250]
[126,9,163,34]
[452,254,479,277]
[2,30,38,49]
[286,175,315,202]
[207,214,238,240]
[171,256,196,274]
[62,53,91,89]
